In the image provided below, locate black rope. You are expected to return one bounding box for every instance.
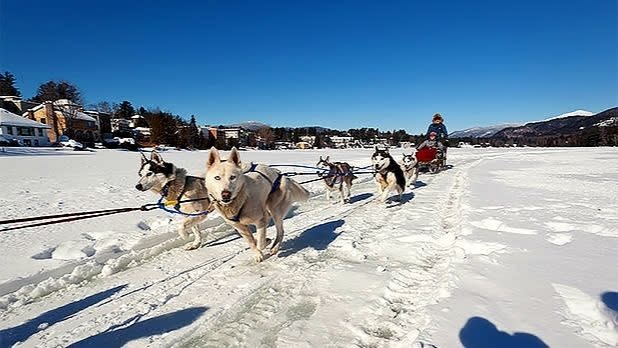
[0,197,210,232]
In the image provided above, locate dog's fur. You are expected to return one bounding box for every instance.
[400,153,419,188]
[371,147,406,202]
[135,151,213,250]
[317,156,357,204]
[205,147,310,262]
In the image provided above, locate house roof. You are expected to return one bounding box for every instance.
[24,100,97,122]
[0,108,51,128]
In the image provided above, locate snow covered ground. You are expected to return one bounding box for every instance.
[0,146,616,347]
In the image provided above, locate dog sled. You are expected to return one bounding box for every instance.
[415,146,445,173]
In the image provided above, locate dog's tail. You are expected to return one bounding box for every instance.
[281,177,310,203]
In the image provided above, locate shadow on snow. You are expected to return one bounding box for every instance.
[278,219,345,257]
[0,284,128,347]
[459,316,549,348]
[601,291,618,312]
[67,306,208,348]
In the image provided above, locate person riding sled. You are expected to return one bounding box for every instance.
[417,131,445,152]
[425,113,448,162]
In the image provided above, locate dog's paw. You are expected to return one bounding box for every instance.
[270,245,280,256]
[184,242,200,251]
[253,251,265,262]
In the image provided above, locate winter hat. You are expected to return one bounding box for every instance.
[432,113,443,122]
[429,131,437,137]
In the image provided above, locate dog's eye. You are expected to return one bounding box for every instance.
[147,172,153,177]
[230,175,236,180]
[214,176,221,180]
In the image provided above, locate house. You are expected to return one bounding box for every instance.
[24,100,99,143]
[84,110,112,138]
[0,96,39,114]
[110,118,132,134]
[296,141,312,149]
[0,108,51,146]
[330,136,355,148]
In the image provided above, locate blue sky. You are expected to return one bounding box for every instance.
[1,0,616,133]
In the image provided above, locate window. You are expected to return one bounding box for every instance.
[39,118,46,124]
[6,126,14,135]
[17,127,35,136]
[38,128,44,136]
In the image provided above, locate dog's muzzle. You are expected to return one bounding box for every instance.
[220,190,233,203]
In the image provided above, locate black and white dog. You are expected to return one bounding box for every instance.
[401,153,419,188]
[371,147,406,202]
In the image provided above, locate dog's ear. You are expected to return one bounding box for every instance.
[151,151,164,164]
[325,156,330,162]
[229,147,241,166]
[319,156,323,161]
[140,152,148,164]
[207,147,221,168]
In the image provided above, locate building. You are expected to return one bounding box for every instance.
[24,100,99,143]
[84,110,112,138]
[0,96,39,114]
[330,136,355,148]
[110,118,132,134]
[0,108,51,146]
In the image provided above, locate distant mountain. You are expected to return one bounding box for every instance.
[227,121,270,131]
[493,107,617,139]
[450,123,521,138]
[450,110,597,139]
[540,109,594,122]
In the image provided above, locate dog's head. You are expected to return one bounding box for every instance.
[402,153,417,168]
[317,155,331,169]
[205,147,245,205]
[135,151,176,191]
[371,146,391,171]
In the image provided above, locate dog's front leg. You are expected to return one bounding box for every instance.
[380,183,394,202]
[235,224,264,262]
[256,220,268,250]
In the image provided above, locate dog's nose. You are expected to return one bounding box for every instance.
[135,183,143,191]
[221,190,232,200]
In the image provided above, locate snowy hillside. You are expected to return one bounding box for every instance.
[542,109,594,122]
[449,124,521,138]
[0,147,616,347]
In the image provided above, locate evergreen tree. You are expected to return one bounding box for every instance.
[114,101,135,119]
[31,80,83,104]
[0,71,21,97]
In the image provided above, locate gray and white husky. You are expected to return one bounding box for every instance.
[401,153,419,188]
[371,147,406,202]
[135,151,213,250]
[205,147,310,262]
[317,155,357,204]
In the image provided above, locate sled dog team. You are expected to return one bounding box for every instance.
[135,146,421,262]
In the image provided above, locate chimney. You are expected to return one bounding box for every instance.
[44,101,54,118]
[27,110,35,120]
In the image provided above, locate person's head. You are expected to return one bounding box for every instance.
[432,113,443,124]
[429,131,437,140]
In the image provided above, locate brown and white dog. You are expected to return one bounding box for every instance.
[317,156,357,204]
[205,147,310,262]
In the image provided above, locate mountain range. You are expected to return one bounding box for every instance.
[451,108,617,139]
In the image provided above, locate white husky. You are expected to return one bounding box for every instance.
[205,147,310,262]
[401,153,419,188]
[135,151,213,250]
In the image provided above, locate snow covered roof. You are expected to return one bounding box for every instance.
[54,105,97,122]
[0,108,50,128]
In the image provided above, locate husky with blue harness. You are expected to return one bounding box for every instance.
[135,151,214,250]
[317,156,357,204]
[205,147,310,262]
